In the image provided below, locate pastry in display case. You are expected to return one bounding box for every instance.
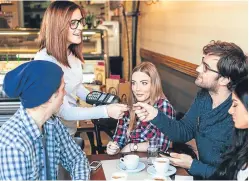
[0,28,109,126]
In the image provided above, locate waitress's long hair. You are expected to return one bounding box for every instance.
[212,77,248,180]
[128,62,166,131]
[39,1,85,67]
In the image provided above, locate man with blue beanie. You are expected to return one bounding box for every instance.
[0,61,90,180]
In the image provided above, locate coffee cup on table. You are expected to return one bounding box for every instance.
[153,157,170,176]
[119,154,139,170]
[111,172,127,181]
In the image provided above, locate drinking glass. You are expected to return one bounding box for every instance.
[147,142,159,166]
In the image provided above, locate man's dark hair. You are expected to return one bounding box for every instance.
[203,40,248,90]
[210,78,248,180]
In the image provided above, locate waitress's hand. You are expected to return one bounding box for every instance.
[106,104,129,119]
[133,102,158,122]
[106,141,120,155]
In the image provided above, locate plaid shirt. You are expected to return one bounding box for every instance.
[113,98,175,152]
[0,105,90,180]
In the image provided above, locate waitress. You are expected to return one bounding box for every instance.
[34,1,128,136]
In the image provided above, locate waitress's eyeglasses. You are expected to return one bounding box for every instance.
[69,18,86,30]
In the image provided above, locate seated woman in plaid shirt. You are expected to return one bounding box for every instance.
[0,61,90,180]
[107,62,175,155]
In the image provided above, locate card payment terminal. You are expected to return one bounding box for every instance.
[86,91,120,106]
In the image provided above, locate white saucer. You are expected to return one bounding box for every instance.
[117,162,146,173]
[147,165,177,177]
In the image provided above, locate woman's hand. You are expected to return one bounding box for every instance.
[106,141,120,155]
[106,104,129,119]
[133,102,158,122]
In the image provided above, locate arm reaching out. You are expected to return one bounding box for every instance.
[133,102,159,122]
[133,99,197,143]
[106,104,129,119]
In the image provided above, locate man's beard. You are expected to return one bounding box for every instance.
[195,76,219,93]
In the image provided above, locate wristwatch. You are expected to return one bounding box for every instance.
[133,143,138,151]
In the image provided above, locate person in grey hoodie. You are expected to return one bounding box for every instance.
[133,41,248,179]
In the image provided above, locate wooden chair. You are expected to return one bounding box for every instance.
[76,118,117,154]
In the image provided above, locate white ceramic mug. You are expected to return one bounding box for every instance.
[153,157,170,176]
[119,154,139,170]
[111,172,128,181]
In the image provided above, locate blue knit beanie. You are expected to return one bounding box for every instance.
[3,60,64,108]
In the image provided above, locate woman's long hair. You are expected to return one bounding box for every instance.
[39,1,85,67]
[212,77,248,180]
[128,62,166,131]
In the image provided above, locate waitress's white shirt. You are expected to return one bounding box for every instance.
[34,48,108,135]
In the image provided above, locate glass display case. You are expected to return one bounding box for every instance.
[0,28,37,125]
[0,28,109,83]
[0,28,109,126]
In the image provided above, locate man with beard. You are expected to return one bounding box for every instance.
[133,41,248,179]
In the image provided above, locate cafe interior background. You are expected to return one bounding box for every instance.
[0,0,247,155]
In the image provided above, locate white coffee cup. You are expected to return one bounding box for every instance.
[153,157,170,176]
[120,154,139,170]
[111,172,128,181]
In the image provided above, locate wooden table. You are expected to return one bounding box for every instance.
[88,152,189,180]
